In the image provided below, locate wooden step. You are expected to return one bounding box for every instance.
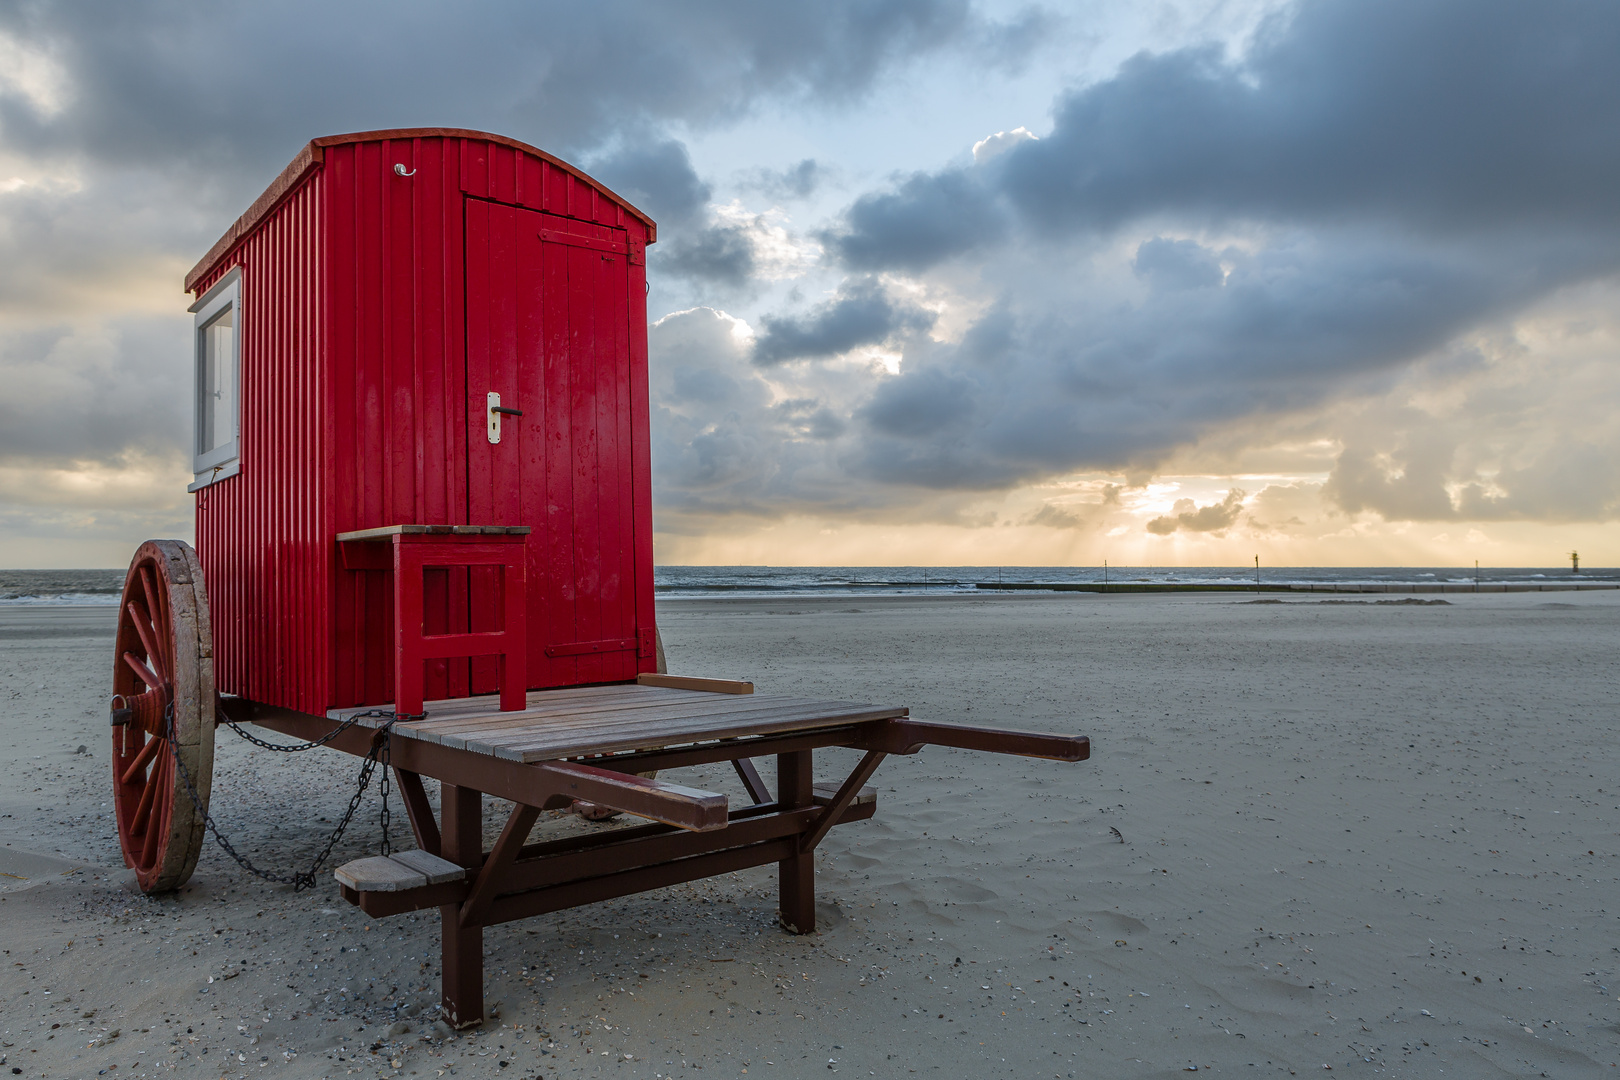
[334,850,467,892]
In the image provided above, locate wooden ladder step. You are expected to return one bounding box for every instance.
[334,850,467,892]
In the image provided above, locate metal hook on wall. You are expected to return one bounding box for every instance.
[393,163,417,177]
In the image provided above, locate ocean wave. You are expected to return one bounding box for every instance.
[0,591,122,606]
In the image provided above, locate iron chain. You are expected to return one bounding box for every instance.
[166,705,421,891]
[223,713,372,752]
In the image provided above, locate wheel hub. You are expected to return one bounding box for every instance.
[111,689,169,737]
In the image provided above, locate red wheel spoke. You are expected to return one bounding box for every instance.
[138,564,168,679]
[132,757,162,837]
[120,734,164,786]
[139,765,167,866]
[123,652,163,690]
[126,602,168,684]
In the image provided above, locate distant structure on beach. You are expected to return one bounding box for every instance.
[1570,550,1580,573]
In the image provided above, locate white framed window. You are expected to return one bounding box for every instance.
[187,268,241,490]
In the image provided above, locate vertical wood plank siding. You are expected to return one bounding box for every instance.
[190,133,655,714]
[193,170,328,714]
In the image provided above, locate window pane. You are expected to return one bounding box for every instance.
[200,307,234,453]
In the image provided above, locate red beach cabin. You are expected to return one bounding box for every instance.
[183,129,659,718]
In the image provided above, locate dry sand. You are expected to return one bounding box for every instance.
[2,591,1618,1079]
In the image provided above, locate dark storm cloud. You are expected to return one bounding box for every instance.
[590,140,714,228]
[650,308,847,522]
[743,159,827,202]
[827,169,1007,272]
[591,139,758,285]
[1132,237,1223,291]
[822,225,1571,495]
[0,0,1010,180]
[0,0,1024,296]
[752,280,936,365]
[727,0,1620,521]
[1002,0,1620,236]
[660,226,760,288]
[827,0,1620,266]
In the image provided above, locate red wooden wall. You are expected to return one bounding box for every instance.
[189,130,657,715]
[192,169,328,715]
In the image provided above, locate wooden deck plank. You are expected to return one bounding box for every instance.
[426,702,895,762]
[378,692,713,745]
[475,699,899,747]
[426,695,871,742]
[328,682,699,724]
[445,697,893,747]
[501,708,905,762]
[401,686,705,734]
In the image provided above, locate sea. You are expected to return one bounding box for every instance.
[1,565,1609,605]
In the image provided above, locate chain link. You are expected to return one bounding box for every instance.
[378,724,394,857]
[223,713,374,752]
[165,705,420,891]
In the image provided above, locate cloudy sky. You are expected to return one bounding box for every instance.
[1,0,1616,568]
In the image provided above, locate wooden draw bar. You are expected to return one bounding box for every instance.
[231,679,1089,1029]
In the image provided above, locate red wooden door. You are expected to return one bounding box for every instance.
[465,200,641,688]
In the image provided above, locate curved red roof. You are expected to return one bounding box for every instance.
[185,128,656,293]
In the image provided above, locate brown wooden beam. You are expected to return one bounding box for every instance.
[501,801,873,894]
[459,802,539,929]
[856,720,1090,761]
[486,837,799,925]
[587,726,867,773]
[512,800,785,863]
[393,768,440,856]
[532,761,728,831]
[343,880,466,918]
[439,784,483,1029]
[337,799,878,920]
[800,750,885,853]
[733,757,772,804]
[777,750,815,934]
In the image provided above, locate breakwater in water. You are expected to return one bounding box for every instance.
[975,580,1618,594]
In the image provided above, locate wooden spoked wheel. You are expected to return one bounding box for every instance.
[110,540,215,894]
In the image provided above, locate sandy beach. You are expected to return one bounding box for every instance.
[3,591,1618,1078]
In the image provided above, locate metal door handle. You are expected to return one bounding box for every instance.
[487,392,522,444]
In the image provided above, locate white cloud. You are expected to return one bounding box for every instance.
[971,125,1037,164]
[708,200,822,280]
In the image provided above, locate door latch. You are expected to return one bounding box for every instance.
[487,392,523,444]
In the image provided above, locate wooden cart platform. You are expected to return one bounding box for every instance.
[231,678,1086,1028]
[328,681,910,761]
